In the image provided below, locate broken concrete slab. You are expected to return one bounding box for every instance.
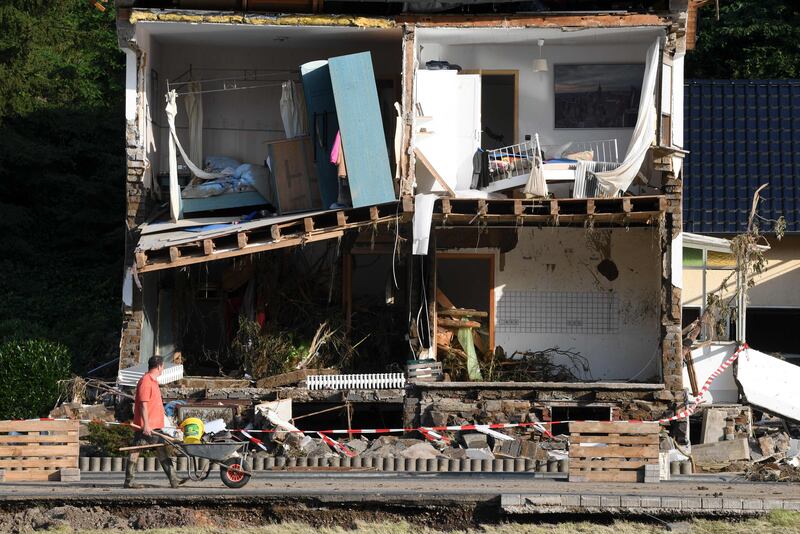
[692,438,750,464]
[465,447,495,460]
[460,432,489,449]
[700,408,728,444]
[399,442,441,460]
[737,346,800,422]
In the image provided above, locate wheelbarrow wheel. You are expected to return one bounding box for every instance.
[220,458,251,489]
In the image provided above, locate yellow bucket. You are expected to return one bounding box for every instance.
[180,417,204,444]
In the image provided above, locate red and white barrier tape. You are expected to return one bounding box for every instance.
[33,344,747,451]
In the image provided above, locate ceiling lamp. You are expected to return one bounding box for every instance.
[533,39,548,72]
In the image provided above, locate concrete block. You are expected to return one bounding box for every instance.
[437,458,449,472]
[662,497,682,509]
[79,457,89,471]
[692,438,750,463]
[581,495,601,507]
[100,457,112,472]
[561,494,581,507]
[723,498,744,510]
[743,499,764,511]
[641,497,661,508]
[501,494,522,507]
[701,408,729,444]
[681,498,702,510]
[112,457,124,472]
[600,496,621,508]
[524,495,562,506]
[763,500,783,510]
[90,457,101,472]
[59,468,80,482]
[702,498,723,510]
[783,502,800,511]
[621,496,641,508]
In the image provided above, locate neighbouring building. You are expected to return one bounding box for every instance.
[115,0,694,438]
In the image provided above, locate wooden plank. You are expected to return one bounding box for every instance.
[328,52,395,208]
[169,247,181,263]
[438,309,489,318]
[569,434,658,445]
[414,148,456,196]
[437,317,481,328]
[622,197,632,213]
[586,199,595,215]
[513,199,523,216]
[570,444,659,458]
[569,422,660,435]
[402,195,414,213]
[0,433,78,444]
[0,458,78,469]
[303,217,315,233]
[569,459,652,470]
[0,444,79,457]
[264,136,322,214]
[336,211,348,227]
[236,232,248,249]
[569,470,640,483]
[370,206,380,222]
[270,225,282,241]
[0,421,79,433]
[549,199,560,216]
[135,230,347,273]
[135,251,147,270]
[441,198,452,214]
[202,239,214,255]
[3,470,64,482]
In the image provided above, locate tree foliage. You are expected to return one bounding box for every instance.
[0,339,72,419]
[0,0,125,374]
[687,0,800,79]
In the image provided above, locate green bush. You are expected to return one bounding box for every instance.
[85,421,135,457]
[0,339,71,419]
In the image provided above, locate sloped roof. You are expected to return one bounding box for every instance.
[683,79,800,234]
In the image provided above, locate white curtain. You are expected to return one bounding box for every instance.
[184,81,203,175]
[280,80,308,139]
[594,38,661,197]
[165,89,223,222]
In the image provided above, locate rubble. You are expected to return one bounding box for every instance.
[49,402,115,422]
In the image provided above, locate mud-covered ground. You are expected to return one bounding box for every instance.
[2,505,800,534]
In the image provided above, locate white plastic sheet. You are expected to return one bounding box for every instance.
[280,80,308,139]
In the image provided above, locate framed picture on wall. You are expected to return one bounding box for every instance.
[554,64,645,129]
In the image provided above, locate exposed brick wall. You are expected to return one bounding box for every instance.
[119,309,144,369]
[662,172,684,394]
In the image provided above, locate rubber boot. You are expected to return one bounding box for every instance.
[123,456,142,489]
[159,457,181,488]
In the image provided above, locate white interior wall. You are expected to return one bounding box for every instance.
[143,32,401,173]
[440,227,662,381]
[418,38,655,154]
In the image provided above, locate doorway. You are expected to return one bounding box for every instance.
[436,253,495,349]
[467,70,518,150]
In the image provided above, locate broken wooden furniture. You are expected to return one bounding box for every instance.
[0,419,80,482]
[568,421,660,482]
[436,307,489,381]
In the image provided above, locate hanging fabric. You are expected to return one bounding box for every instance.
[523,134,547,198]
[594,38,661,197]
[280,80,308,138]
[165,89,223,222]
[183,81,203,176]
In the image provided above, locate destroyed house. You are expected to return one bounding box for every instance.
[117,1,692,434]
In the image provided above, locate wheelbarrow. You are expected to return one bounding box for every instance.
[171,440,253,488]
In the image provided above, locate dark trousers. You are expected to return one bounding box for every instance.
[125,430,177,485]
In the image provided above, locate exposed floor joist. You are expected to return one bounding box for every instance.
[135,203,402,273]
[404,195,666,228]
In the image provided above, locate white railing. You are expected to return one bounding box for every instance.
[306,373,406,390]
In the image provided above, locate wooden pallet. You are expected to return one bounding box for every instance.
[0,420,80,482]
[568,421,660,482]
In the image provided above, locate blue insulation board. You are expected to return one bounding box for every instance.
[328,52,395,208]
[301,60,340,209]
[684,80,800,234]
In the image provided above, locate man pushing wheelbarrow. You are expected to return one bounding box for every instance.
[124,355,183,489]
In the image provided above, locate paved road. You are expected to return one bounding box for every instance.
[2,472,800,507]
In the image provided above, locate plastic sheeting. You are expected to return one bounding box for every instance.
[183,81,203,175]
[280,80,308,139]
[594,38,661,197]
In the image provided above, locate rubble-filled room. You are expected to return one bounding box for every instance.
[133,22,402,220]
[430,226,664,383]
[413,26,668,198]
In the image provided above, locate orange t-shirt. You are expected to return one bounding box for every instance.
[133,373,165,430]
